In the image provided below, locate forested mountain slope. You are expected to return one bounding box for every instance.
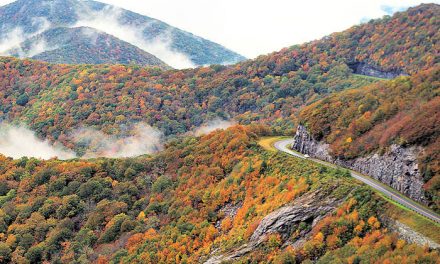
[0,0,245,67]
[0,3,439,263]
[262,3,439,76]
[7,27,169,67]
[0,126,438,263]
[298,66,440,210]
[0,4,438,152]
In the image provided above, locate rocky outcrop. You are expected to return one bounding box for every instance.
[349,62,407,79]
[250,189,341,243]
[204,188,348,264]
[215,202,242,229]
[385,219,440,249]
[293,125,426,203]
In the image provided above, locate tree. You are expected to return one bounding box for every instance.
[151,176,173,193]
[25,244,45,263]
[0,243,11,263]
[16,94,29,106]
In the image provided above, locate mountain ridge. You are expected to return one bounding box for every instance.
[297,66,440,211]
[0,3,439,263]
[7,26,169,67]
[0,4,437,140]
[0,0,246,68]
[0,2,438,211]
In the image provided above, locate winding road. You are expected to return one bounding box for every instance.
[274,138,440,223]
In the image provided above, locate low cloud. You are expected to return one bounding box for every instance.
[72,123,163,158]
[0,27,27,55]
[0,123,163,160]
[81,27,100,45]
[0,124,76,160]
[74,6,195,69]
[25,38,50,57]
[0,17,51,57]
[194,119,236,136]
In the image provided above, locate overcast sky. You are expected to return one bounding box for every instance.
[0,0,438,58]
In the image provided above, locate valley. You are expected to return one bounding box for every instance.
[0,2,439,263]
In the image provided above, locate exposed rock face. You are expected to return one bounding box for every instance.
[250,189,340,243]
[204,188,347,264]
[385,219,440,249]
[214,202,242,229]
[293,125,426,203]
[349,62,407,79]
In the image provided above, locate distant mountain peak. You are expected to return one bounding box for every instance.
[0,0,245,68]
[7,26,170,67]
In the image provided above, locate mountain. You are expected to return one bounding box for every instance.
[0,126,438,263]
[0,4,438,209]
[0,0,246,68]
[7,27,169,67]
[259,3,439,76]
[0,4,437,140]
[296,66,440,211]
[0,3,439,263]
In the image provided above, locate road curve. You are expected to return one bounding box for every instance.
[274,138,440,223]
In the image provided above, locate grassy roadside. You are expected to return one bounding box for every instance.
[258,136,440,244]
[286,143,438,218]
[381,194,440,243]
[258,136,290,152]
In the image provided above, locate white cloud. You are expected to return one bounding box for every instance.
[71,123,163,158]
[81,27,100,45]
[0,124,76,160]
[74,5,195,68]
[25,38,50,57]
[0,17,51,57]
[194,119,236,136]
[0,27,26,55]
[0,122,163,160]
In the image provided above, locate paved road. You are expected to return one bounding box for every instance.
[274,138,440,223]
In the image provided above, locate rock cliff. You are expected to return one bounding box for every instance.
[292,125,426,203]
[349,62,407,79]
[204,188,347,264]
